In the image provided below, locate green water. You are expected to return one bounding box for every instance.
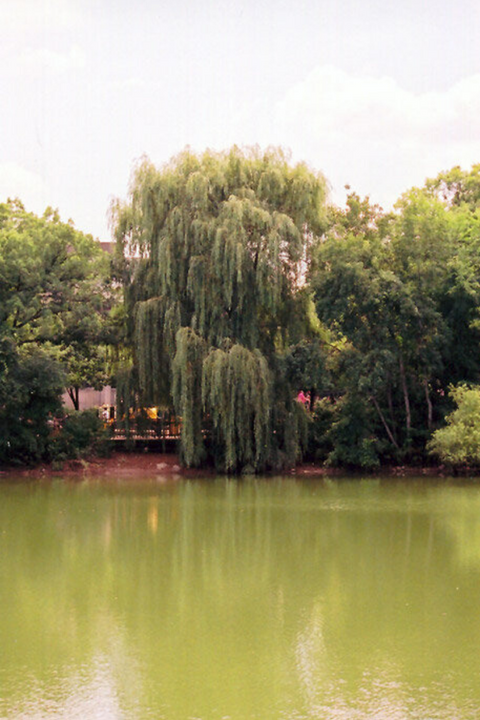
[1,476,480,719]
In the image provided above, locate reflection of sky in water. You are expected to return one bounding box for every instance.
[1,477,480,719]
[291,601,471,720]
[7,661,127,719]
[434,490,480,568]
[3,625,145,720]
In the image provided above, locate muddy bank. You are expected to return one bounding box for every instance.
[0,452,205,480]
[0,451,456,480]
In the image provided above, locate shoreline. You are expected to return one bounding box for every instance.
[0,450,464,480]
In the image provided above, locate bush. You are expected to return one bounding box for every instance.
[49,409,108,461]
[306,398,335,462]
[428,384,480,466]
[325,393,380,470]
[0,348,65,466]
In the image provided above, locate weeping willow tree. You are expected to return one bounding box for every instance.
[112,146,327,471]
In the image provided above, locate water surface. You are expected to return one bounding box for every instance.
[1,475,480,718]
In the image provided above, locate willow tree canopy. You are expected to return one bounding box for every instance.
[112,146,327,471]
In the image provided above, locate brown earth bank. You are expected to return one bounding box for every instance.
[0,452,204,480]
[0,450,468,479]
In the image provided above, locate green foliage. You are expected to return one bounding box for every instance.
[113,157,480,470]
[0,199,118,465]
[114,363,138,437]
[202,343,271,471]
[6,158,480,472]
[306,398,335,463]
[49,409,107,462]
[325,393,380,470]
[425,164,480,209]
[172,328,206,467]
[428,385,480,466]
[309,178,480,465]
[0,200,113,348]
[0,345,65,465]
[284,338,329,410]
[113,146,327,472]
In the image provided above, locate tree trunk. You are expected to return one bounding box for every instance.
[387,380,398,443]
[67,386,80,411]
[399,355,411,433]
[424,378,433,430]
[371,395,400,450]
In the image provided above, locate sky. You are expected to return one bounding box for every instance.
[2,0,480,240]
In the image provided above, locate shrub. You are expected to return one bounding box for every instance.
[306,398,335,463]
[49,409,108,461]
[0,348,65,466]
[325,393,380,470]
[428,384,480,466]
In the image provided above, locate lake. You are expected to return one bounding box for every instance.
[1,474,480,719]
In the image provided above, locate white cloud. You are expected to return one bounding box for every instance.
[0,0,81,31]
[12,44,86,76]
[111,77,148,92]
[262,66,480,208]
[0,163,49,214]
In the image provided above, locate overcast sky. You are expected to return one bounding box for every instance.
[2,0,480,240]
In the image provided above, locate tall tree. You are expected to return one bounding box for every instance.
[112,146,327,471]
[310,191,447,461]
[309,177,480,466]
[0,200,117,463]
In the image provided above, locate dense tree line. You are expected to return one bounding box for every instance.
[308,177,480,468]
[2,150,480,470]
[112,149,480,471]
